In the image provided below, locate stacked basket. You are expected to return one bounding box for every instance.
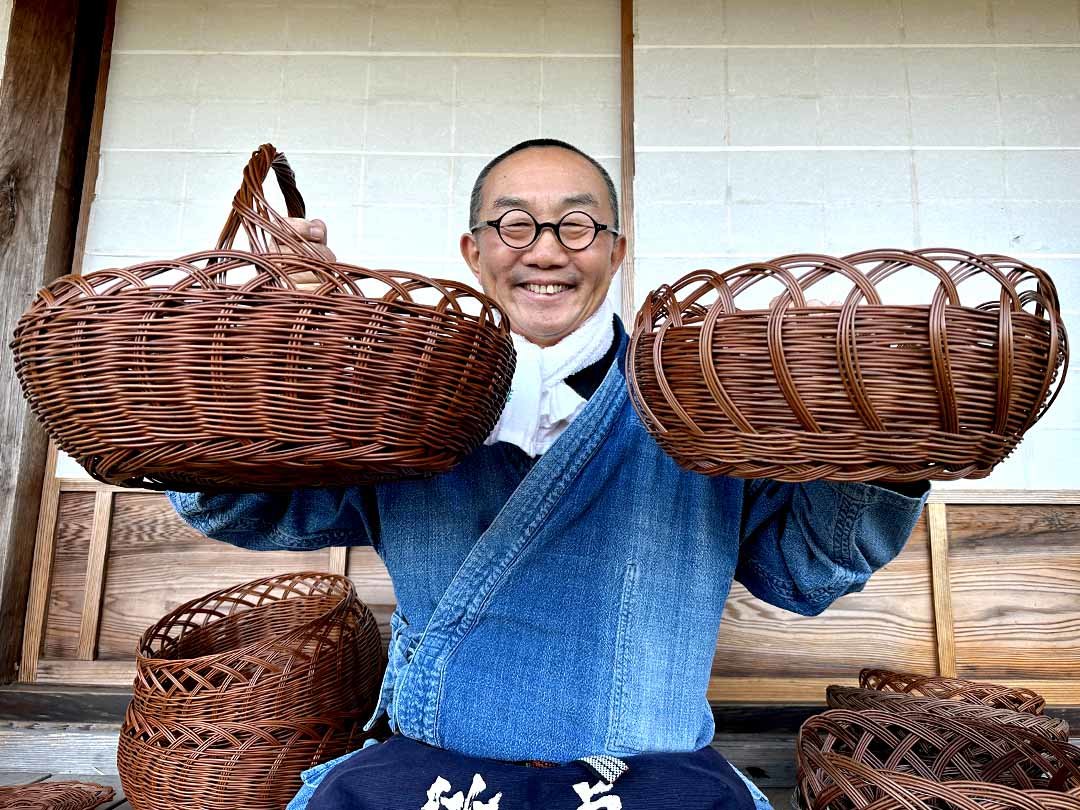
[797,668,1079,810]
[117,572,385,810]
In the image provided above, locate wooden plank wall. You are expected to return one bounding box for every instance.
[19,481,1080,704]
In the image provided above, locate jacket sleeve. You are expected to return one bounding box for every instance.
[733,478,929,616]
[166,486,380,551]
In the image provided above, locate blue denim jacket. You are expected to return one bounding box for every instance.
[168,324,928,766]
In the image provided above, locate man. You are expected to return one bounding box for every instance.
[168,139,928,809]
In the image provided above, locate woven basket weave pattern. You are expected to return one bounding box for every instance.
[11,144,514,491]
[628,249,1068,483]
[0,782,115,810]
[118,572,385,810]
[826,685,1069,741]
[861,668,1047,715]
[797,709,1080,810]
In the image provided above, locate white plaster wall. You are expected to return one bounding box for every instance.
[634,0,1080,490]
[62,0,622,477]
[0,0,11,86]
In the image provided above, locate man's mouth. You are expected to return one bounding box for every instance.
[520,282,574,296]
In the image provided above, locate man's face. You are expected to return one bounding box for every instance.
[460,147,627,347]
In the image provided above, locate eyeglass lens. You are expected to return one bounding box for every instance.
[496,209,599,250]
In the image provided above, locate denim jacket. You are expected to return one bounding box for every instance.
[167,323,928,765]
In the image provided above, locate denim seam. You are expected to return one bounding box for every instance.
[606,559,639,754]
[418,361,629,746]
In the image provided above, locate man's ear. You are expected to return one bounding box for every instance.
[608,234,628,280]
[460,232,482,284]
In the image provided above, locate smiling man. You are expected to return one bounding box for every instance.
[167,139,929,810]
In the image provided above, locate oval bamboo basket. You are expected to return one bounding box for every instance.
[0,782,115,810]
[860,668,1047,714]
[628,250,1068,482]
[11,144,515,491]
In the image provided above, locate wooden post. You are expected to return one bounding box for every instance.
[619,0,636,322]
[0,0,114,684]
[927,502,957,678]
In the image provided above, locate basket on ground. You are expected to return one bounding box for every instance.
[11,143,515,491]
[118,572,385,810]
[860,668,1047,714]
[628,250,1068,483]
[826,685,1068,741]
[0,782,115,810]
[796,708,1080,810]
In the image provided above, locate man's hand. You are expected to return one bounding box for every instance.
[268,217,337,289]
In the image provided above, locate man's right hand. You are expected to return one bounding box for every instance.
[268,217,337,289]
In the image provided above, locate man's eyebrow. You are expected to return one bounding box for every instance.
[491,196,529,210]
[490,193,601,211]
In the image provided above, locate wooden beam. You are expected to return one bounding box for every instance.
[707,676,1080,704]
[17,449,59,684]
[76,491,112,660]
[33,660,133,687]
[927,502,957,677]
[0,0,115,684]
[618,0,636,323]
[927,489,1080,504]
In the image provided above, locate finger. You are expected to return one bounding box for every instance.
[284,217,327,244]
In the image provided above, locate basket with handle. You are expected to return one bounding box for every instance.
[11,144,515,491]
[628,250,1068,482]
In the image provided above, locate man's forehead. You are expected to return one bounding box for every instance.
[481,148,608,212]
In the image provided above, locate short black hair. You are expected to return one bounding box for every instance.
[468,138,619,232]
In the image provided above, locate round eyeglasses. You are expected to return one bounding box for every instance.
[472,209,618,251]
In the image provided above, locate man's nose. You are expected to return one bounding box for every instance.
[523,226,569,265]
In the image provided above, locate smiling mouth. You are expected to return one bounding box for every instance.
[520,283,574,296]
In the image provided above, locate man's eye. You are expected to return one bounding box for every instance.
[503,222,533,232]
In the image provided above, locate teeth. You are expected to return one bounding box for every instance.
[524,283,571,295]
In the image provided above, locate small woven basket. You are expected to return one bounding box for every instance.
[797,708,1080,810]
[11,144,515,491]
[628,250,1068,482]
[130,572,383,722]
[118,572,385,810]
[826,685,1069,741]
[860,668,1047,714]
[0,782,115,810]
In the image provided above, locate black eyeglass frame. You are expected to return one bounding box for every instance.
[471,208,619,251]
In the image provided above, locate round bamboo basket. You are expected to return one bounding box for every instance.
[861,668,1047,714]
[118,572,385,810]
[11,143,515,491]
[130,572,383,722]
[797,708,1080,810]
[628,250,1068,482]
[826,685,1069,741]
[0,782,115,810]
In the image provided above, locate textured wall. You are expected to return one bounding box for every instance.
[633,0,1080,489]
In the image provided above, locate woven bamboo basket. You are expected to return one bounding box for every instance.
[119,572,384,810]
[628,250,1068,482]
[117,709,366,810]
[130,572,383,722]
[861,668,1047,714]
[826,685,1069,741]
[0,782,115,810]
[797,708,1080,810]
[11,143,515,491]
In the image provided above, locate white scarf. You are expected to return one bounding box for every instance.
[486,298,615,457]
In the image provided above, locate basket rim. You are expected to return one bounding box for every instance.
[135,571,357,667]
